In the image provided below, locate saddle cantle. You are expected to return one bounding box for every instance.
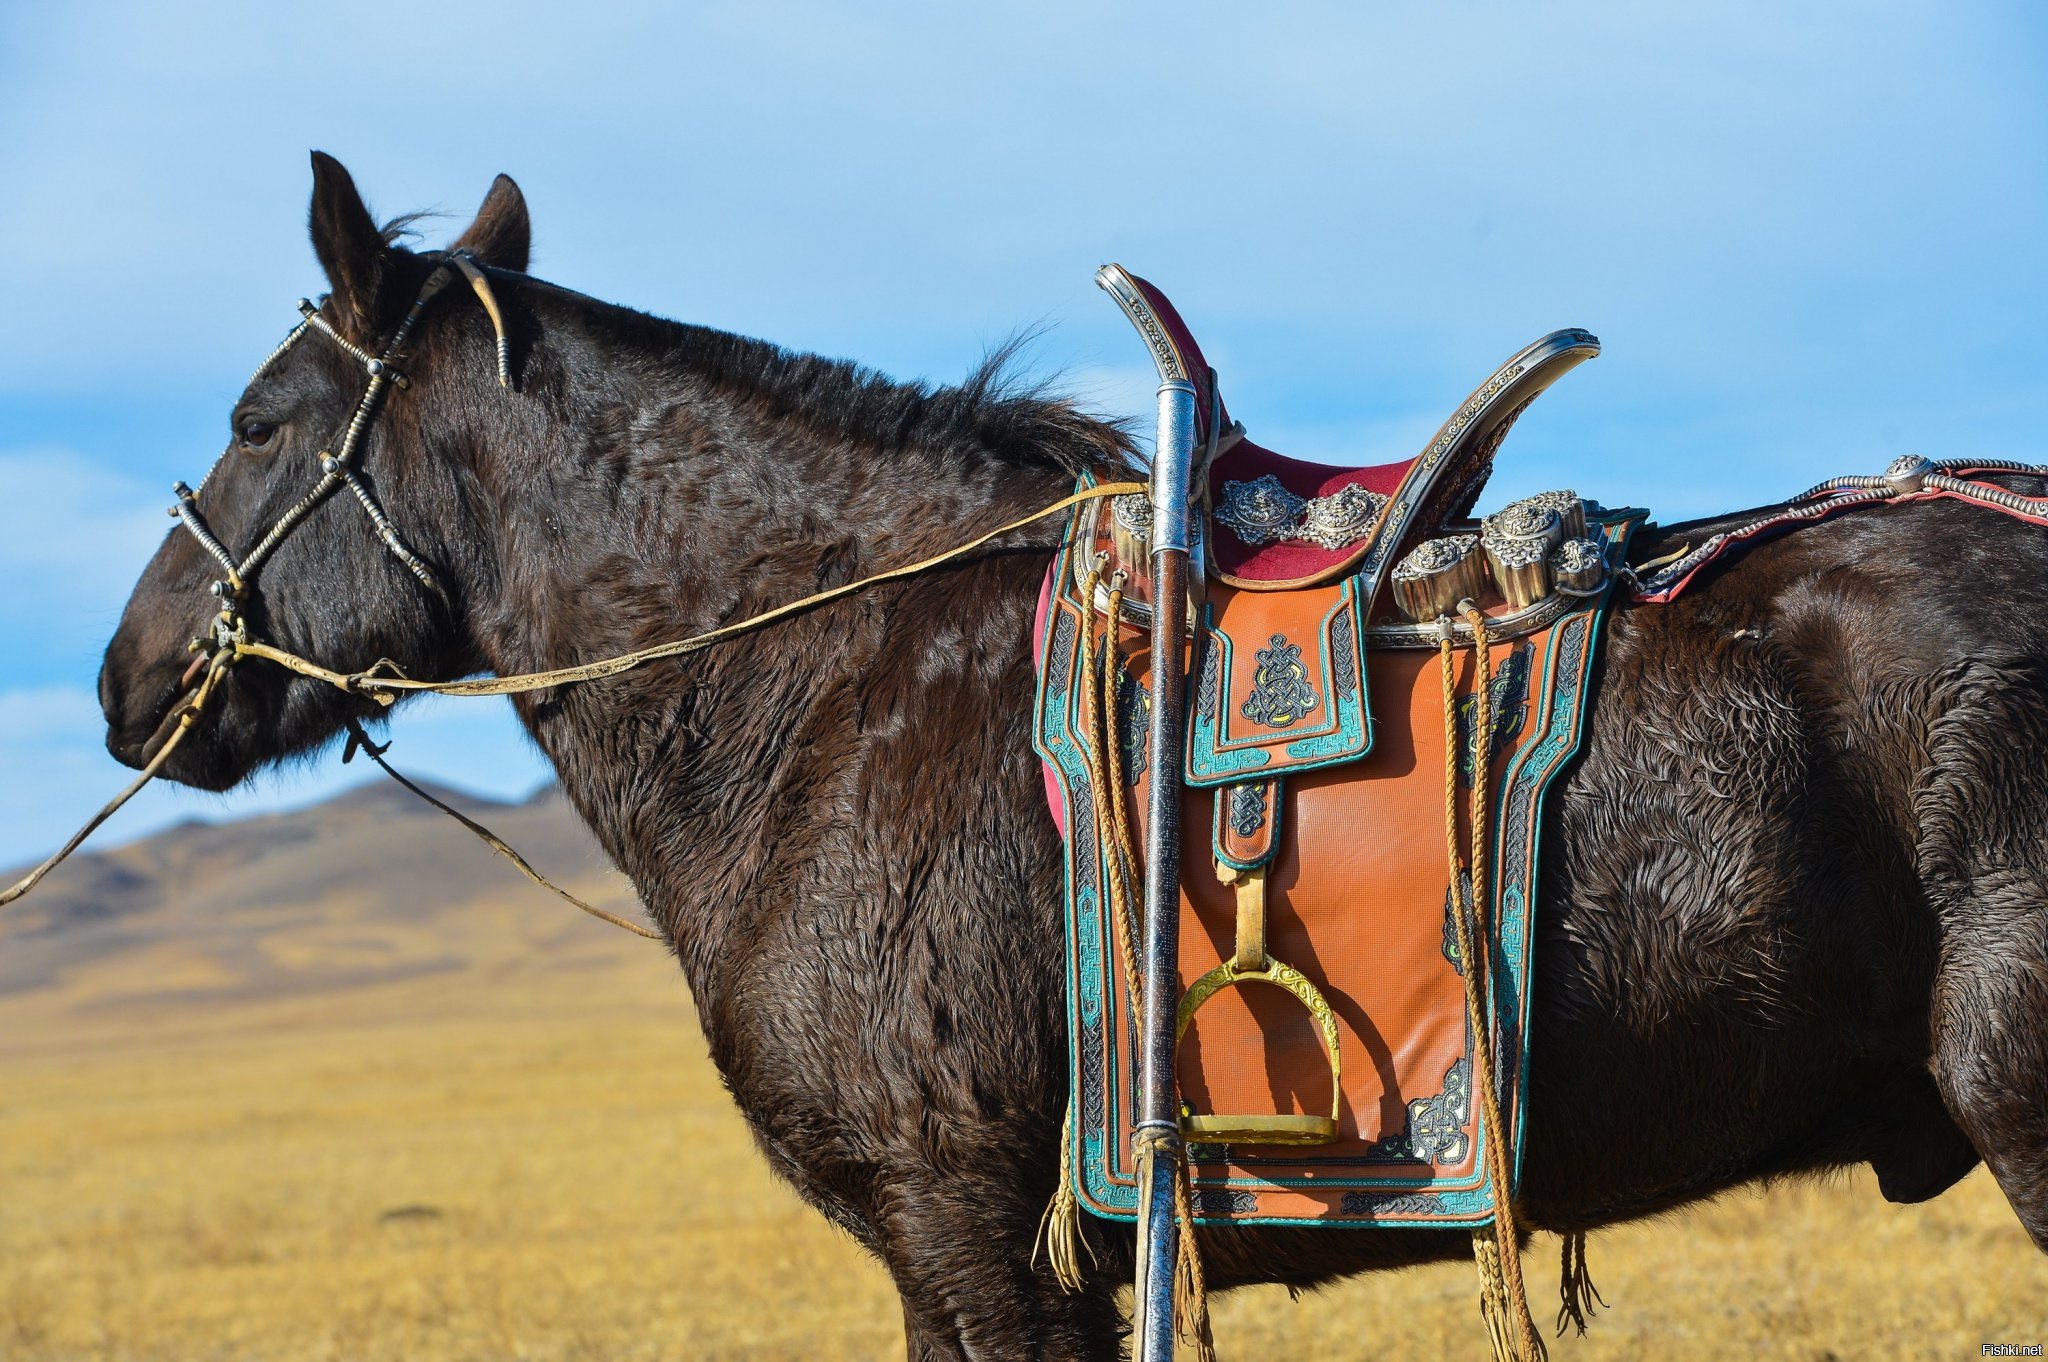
[1035,269,1645,1230]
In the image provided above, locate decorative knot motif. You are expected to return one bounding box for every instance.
[1227,782,1268,838]
[1405,1056,1473,1165]
[1240,634,1320,728]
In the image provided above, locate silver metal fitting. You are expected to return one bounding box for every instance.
[1884,454,1934,494]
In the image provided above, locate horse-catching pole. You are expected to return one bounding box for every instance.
[1093,263,1206,1360]
[1133,373,1197,1362]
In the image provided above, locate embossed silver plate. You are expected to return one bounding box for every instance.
[1214,474,1388,552]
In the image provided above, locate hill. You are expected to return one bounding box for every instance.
[0,779,646,1027]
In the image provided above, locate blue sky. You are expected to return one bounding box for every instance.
[2,2,2044,867]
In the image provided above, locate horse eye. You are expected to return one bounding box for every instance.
[239,420,277,450]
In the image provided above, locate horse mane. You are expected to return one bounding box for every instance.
[658,324,1137,480]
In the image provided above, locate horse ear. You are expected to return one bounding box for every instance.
[307,151,390,336]
[452,174,531,273]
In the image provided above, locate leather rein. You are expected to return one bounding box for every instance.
[0,265,1142,919]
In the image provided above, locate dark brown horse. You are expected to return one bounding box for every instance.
[96,156,2046,1358]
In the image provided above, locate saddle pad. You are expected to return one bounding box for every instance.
[1032,511,1639,1228]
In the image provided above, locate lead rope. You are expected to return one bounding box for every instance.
[1441,604,1546,1362]
[341,718,661,940]
[232,482,1148,703]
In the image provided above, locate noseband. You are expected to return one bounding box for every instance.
[169,252,513,656]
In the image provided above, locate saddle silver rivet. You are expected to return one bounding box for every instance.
[320,454,342,475]
[1884,454,1934,494]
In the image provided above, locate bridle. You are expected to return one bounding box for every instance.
[168,250,515,660]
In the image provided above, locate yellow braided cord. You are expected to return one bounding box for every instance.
[239,481,1147,699]
[1095,584,1146,1005]
[1171,1151,1217,1362]
[1441,614,1545,1362]
[1071,573,1212,1352]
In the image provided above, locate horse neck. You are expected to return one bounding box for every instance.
[456,341,1078,985]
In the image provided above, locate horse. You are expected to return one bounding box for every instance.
[94,154,2045,1358]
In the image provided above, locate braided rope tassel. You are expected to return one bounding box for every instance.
[1556,1231,1607,1336]
[1033,1098,1095,1293]
[1441,607,1546,1362]
[1171,1152,1217,1362]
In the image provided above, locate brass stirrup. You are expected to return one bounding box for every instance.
[1174,867,1343,1146]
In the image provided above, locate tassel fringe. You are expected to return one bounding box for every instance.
[1033,1101,1095,1293]
[1556,1232,1607,1337]
[1171,1155,1217,1362]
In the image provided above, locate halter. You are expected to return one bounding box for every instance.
[169,251,513,657]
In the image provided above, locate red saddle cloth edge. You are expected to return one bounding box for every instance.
[1034,563,1067,839]
[1123,275,1417,585]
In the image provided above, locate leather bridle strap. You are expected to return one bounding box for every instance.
[168,251,516,645]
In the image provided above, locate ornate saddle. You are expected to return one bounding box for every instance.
[1035,268,1645,1229]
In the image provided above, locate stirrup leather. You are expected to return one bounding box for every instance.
[1174,865,1343,1146]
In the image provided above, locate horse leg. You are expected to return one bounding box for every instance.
[1929,907,2048,1247]
[876,1174,1128,1361]
[1918,669,2048,1248]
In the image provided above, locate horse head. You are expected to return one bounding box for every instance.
[99,153,531,791]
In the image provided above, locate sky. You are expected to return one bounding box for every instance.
[2,1,2045,868]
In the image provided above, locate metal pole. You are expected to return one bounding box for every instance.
[1132,376,1197,1362]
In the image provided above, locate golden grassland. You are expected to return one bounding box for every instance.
[2,901,2046,1361]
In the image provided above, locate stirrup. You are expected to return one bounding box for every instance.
[1174,928,1343,1147]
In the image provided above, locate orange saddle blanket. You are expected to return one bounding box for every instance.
[1033,496,1643,1228]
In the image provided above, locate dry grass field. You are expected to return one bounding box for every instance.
[2,784,2045,1360]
